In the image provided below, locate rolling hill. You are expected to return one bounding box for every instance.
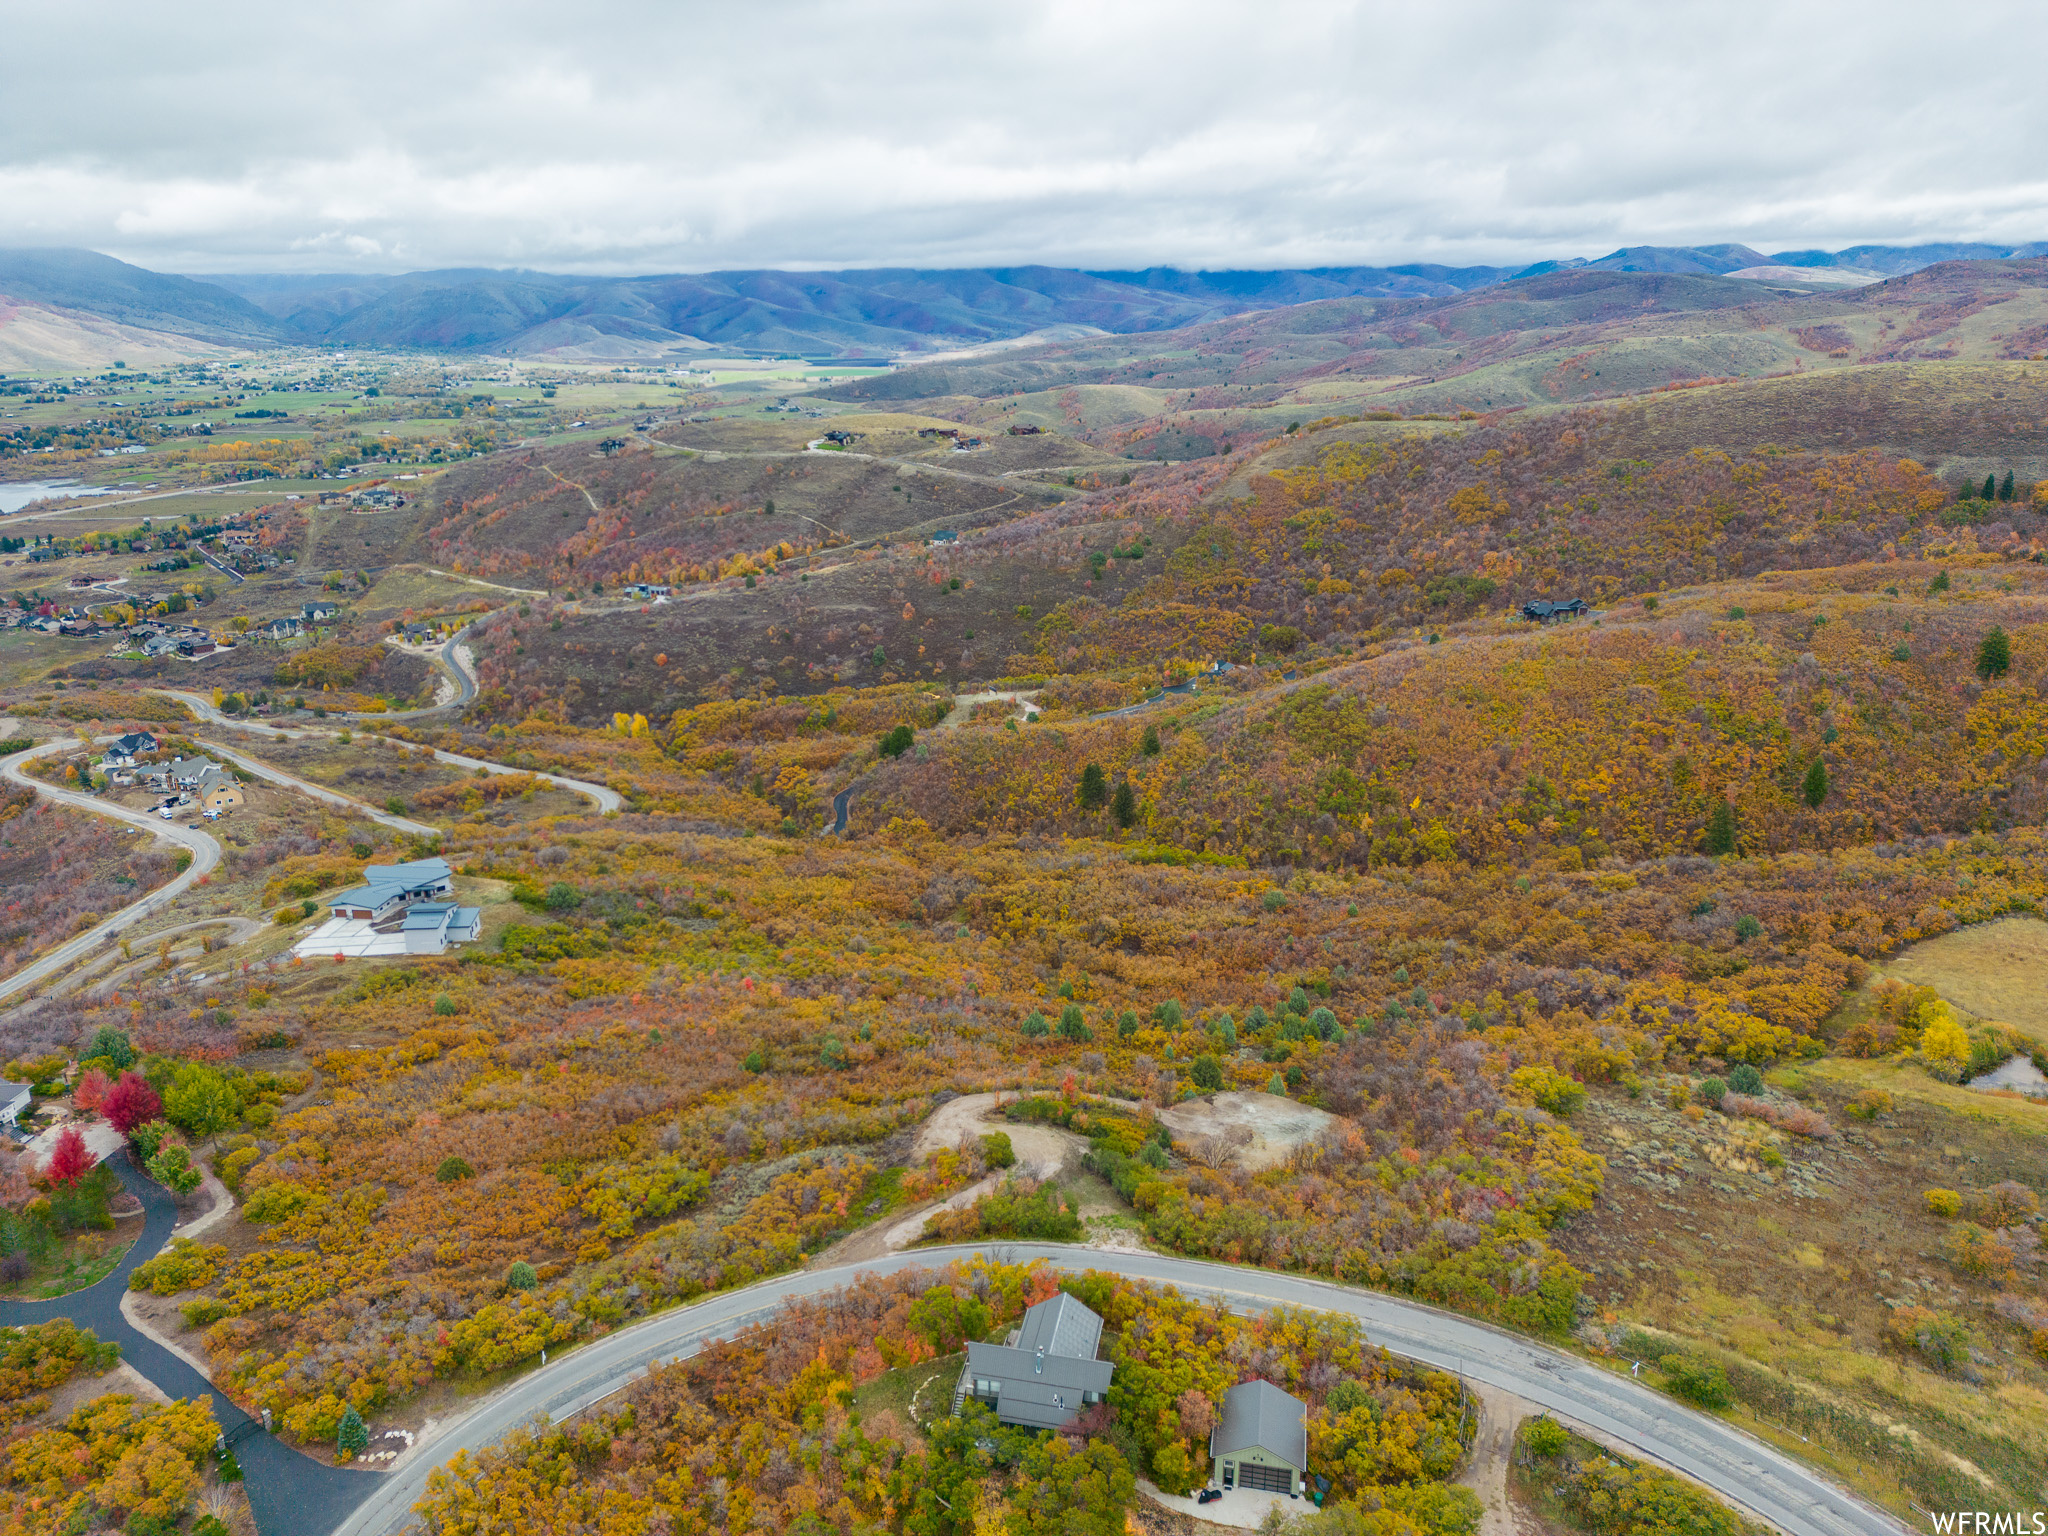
[4,241,2047,366]
[0,247,284,345]
[815,259,2048,459]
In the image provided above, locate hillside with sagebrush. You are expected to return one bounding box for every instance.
[4,264,2047,1536]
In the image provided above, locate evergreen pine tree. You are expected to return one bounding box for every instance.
[1140,724,1161,755]
[1705,798,1737,854]
[1999,470,2015,501]
[1078,763,1107,809]
[337,1404,369,1459]
[1802,756,1829,809]
[1976,626,2012,681]
[1983,473,1997,501]
[1112,778,1137,827]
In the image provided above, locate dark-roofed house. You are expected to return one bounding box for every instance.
[99,731,157,769]
[0,1081,31,1129]
[1212,1379,1307,1497]
[953,1292,1114,1432]
[1521,598,1588,623]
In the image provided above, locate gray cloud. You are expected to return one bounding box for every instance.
[4,0,2045,273]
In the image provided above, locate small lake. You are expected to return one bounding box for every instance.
[0,480,120,514]
[1970,1054,2048,1099]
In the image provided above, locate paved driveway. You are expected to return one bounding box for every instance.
[0,1155,377,1535]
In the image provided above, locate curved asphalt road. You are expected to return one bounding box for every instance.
[154,691,623,815]
[352,627,477,722]
[422,742,622,813]
[0,738,223,1003]
[188,736,438,837]
[332,1244,1907,1536]
[0,1155,375,1535]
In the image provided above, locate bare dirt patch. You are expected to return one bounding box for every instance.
[1156,1090,1340,1170]
[913,1091,1079,1175]
[938,689,1038,727]
[1458,1383,1537,1536]
[35,1359,165,1424]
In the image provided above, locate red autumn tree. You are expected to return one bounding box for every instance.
[101,1072,162,1136]
[72,1069,111,1115]
[44,1125,94,1186]
[1175,1386,1216,1442]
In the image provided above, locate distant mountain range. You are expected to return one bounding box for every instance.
[3,241,2047,365]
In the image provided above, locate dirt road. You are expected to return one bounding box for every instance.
[817,1094,1083,1266]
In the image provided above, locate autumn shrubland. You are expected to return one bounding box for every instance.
[1510,1416,1766,1536]
[451,384,2048,730]
[0,782,175,976]
[4,273,2048,1534]
[46,613,439,713]
[421,420,1067,594]
[9,697,2035,1517]
[0,1319,227,1536]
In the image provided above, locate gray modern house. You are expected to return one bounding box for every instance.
[325,857,456,921]
[1212,1379,1308,1496]
[954,1293,1114,1431]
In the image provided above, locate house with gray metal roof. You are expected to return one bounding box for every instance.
[325,857,454,921]
[292,857,478,960]
[401,901,483,954]
[1211,1379,1307,1496]
[953,1292,1114,1432]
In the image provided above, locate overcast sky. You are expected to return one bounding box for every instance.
[3,0,2045,276]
